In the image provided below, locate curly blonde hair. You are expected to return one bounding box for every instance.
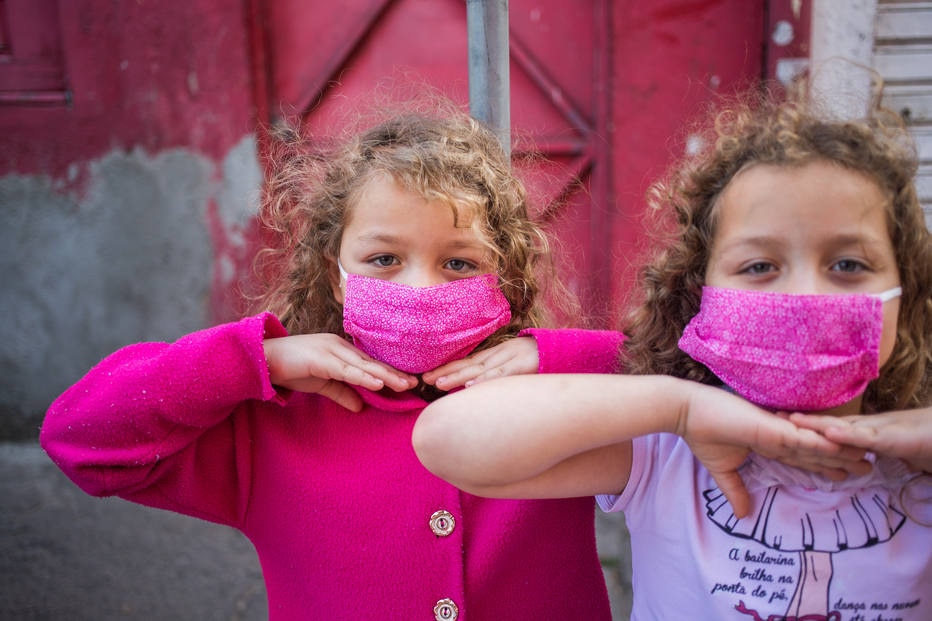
[253,106,565,348]
[623,84,932,412]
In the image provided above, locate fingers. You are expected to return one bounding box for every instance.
[429,355,507,391]
[814,416,901,452]
[337,354,416,392]
[824,442,869,465]
[788,412,851,436]
[819,418,932,472]
[264,334,417,398]
[424,338,539,390]
[789,412,891,451]
[788,427,868,464]
[711,411,871,482]
[790,411,932,471]
[307,336,415,392]
[764,423,871,478]
[776,452,872,477]
[316,380,365,412]
[708,470,752,519]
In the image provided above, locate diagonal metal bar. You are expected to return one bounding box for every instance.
[292,0,397,122]
[509,29,592,137]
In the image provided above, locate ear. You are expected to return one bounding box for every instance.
[328,257,345,304]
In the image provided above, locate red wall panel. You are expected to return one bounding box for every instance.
[0,0,255,183]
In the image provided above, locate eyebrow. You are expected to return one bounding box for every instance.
[717,232,890,253]
[353,233,405,244]
[444,238,488,250]
[353,233,488,251]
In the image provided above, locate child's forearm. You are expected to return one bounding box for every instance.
[413,373,691,497]
[414,373,851,507]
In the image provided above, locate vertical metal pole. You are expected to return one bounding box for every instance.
[467,0,510,157]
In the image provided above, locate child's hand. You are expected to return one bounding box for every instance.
[791,410,932,474]
[422,337,539,391]
[756,415,873,481]
[263,334,417,412]
[678,385,870,519]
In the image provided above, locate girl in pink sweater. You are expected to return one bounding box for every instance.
[41,109,624,620]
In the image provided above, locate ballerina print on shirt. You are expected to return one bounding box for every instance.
[702,454,917,621]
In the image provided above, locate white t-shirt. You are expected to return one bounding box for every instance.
[598,433,932,621]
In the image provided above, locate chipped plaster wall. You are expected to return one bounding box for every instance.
[0,137,262,439]
[0,1,259,440]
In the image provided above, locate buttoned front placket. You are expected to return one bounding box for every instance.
[428,505,460,619]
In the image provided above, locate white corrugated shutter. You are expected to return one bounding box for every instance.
[875,1,932,227]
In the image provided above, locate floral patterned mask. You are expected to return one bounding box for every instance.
[342,270,511,374]
[678,286,901,411]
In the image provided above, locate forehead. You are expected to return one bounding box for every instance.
[713,160,893,245]
[348,171,477,223]
[342,172,490,253]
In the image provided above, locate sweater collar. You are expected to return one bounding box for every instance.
[354,385,427,413]
[353,381,463,413]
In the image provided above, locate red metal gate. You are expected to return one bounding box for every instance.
[247,0,775,326]
[0,0,807,327]
[248,0,616,324]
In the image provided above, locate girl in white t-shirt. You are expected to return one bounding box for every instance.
[413,83,932,620]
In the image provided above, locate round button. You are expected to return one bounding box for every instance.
[429,509,455,537]
[434,598,459,621]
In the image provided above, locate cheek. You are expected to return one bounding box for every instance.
[878,299,900,368]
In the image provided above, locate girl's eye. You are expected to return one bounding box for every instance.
[831,258,868,273]
[740,261,775,275]
[445,258,478,272]
[370,255,398,268]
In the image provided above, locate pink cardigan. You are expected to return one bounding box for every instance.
[41,313,624,620]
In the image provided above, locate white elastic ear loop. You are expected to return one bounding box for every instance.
[337,260,349,283]
[877,286,902,303]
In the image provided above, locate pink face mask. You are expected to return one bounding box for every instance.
[678,286,901,411]
[341,270,512,374]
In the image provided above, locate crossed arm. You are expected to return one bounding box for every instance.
[413,374,869,518]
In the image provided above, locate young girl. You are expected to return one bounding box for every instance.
[414,87,932,620]
[40,109,625,620]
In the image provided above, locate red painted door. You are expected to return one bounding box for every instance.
[248,0,768,327]
[249,0,614,324]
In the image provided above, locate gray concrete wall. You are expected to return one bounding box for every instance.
[1,442,267,620]
[0,136,262,441]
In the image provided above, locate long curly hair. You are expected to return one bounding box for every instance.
[622,83,932,412]
[253,105,567,349]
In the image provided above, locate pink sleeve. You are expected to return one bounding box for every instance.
[518,328,625,374]
[39,312,289,527]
